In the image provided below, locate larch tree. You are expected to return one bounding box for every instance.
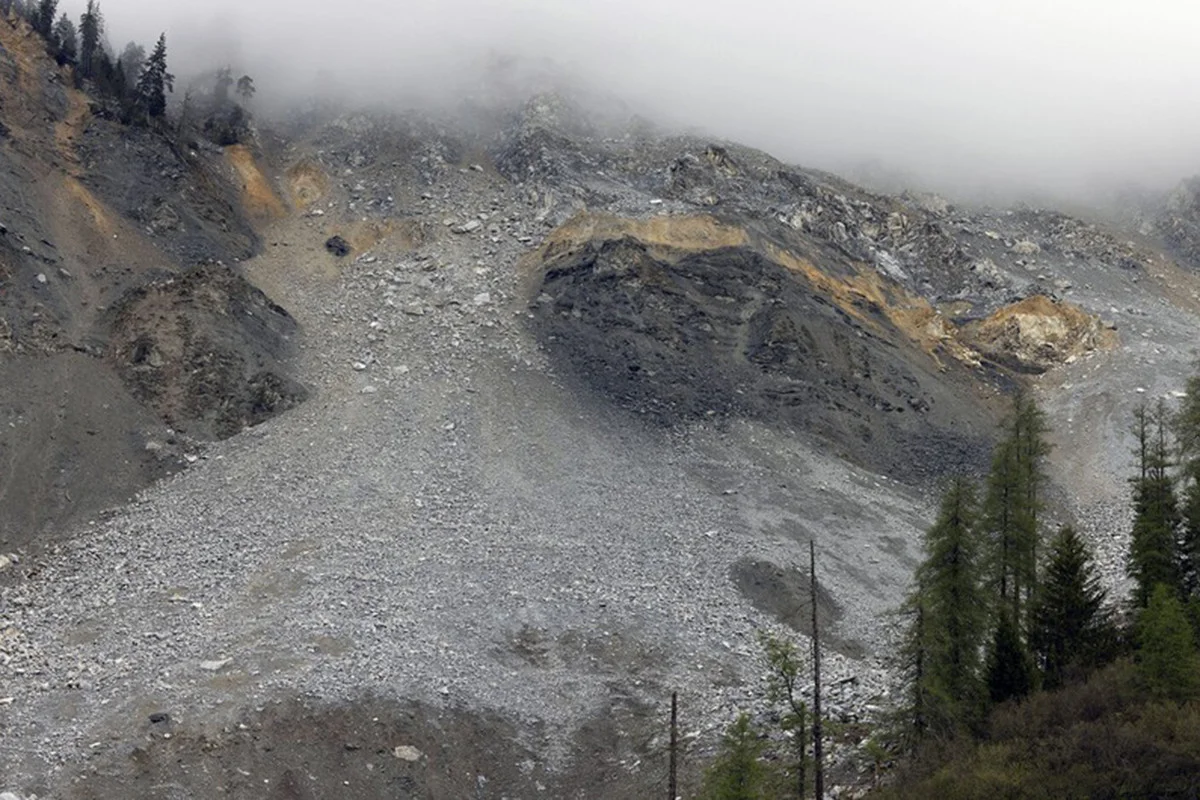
[982,392,1050,626]
[1129,400,1182,607]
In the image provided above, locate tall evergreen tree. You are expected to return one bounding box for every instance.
[983,436,1020,608]
[906,477,988,736]
[77,0,101,80]
[982,392,1049,625]
[1012,393,1050,606]
[1029,526,1113,687]
[1136,583,1200,701]
[32,0,54,38]
[236,74,255,102]
[1129,401,1182,607]
[1174,374,1200,599]
[134,33,172,120]
[985,608,1035,704]
[51,13,75,65]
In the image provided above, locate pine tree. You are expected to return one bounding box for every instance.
[1129,401,1182,607]
[907,477,987,736]
[1136,583,1200,701]
[134,33,173,120]
[985,608,1035,704]
[236,74,255,102]
[1029,526,1113,687]
[32,0,54,38]
[77,0,101,80]
[51,13,75,65]
[702,714,768,800]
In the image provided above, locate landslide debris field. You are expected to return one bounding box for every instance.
[4,27,1200,798]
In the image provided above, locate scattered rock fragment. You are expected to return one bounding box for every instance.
[393,745,423,762]
[325,236,351,257]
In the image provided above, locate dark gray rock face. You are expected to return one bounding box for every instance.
[531,234,992,479]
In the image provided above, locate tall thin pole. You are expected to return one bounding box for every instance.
[811,540,824,800]
[669,691,678,800]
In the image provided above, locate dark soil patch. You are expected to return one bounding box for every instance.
[105,263,307,440]
[730,557,865,658]
[55,695,687,800]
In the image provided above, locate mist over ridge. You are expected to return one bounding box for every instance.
[79,0,1200,206]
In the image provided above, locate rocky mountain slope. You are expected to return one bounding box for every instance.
[0,18,304,549]
[3,32,1200,799]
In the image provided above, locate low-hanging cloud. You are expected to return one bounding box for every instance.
[92,0,1200,203]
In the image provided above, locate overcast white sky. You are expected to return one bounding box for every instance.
[88,0,1200,201]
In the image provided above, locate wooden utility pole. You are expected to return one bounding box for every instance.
[811,540,824,800]
[668,691,678,800]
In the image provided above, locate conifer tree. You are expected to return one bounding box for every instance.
[1012,393,1050,606]
[51,12,74,65]
[702,714,768,800]
[759,632,807,798]
[985,608,1035,704]
[135,33,173,120]
[982,392,1049,625]
[77,0,101,80]
[1129,401,1182,607]
[1029,525,1112,687]
[907,477,987,736]
[983,437,1020,607]
[1174,374,1200,599]
[236,74,255,102]
[32,0,54,38]
[1136,583,1200,701]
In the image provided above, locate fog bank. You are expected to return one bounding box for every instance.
[91,0,1200,202]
